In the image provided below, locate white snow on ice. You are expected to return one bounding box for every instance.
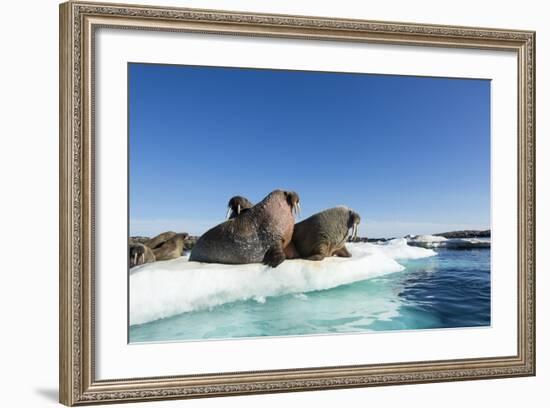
[410,235,448,243]
[406,234,490,249]
[362,238,438,259]
[129,240,436,326]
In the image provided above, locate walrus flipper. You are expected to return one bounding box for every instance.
[332,246,352,258]
[304,243,329,261]
[306,254,326,261]
[262,241,286,268]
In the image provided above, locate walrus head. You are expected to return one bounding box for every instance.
[129,242,155,268]
[173,232,190,242]
[226,196,254,219]
[284,191,301,216]
[347,210,361,240]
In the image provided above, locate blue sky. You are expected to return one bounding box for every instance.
[129,63,490,238]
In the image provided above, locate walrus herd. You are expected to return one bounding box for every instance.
[130,189,361,269]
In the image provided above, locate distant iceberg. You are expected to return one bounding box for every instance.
[129,240,435,326]
[370,238,440,259]
[406,234,490,249]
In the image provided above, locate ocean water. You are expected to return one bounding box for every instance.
[129,240,490,343]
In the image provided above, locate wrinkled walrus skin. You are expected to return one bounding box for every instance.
[290,206,361,261]
[190,190,300,267]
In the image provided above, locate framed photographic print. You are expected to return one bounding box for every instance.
[59,1,536,405]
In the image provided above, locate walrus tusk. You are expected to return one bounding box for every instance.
[349,224,357,241]
[225,206,232,219]
[292,202,301,216]
[237,204,241,215]
[133,253,137,266]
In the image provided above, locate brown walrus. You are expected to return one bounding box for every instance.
[145,231,177,250]
[152,233,189,261]
[190,190,300,267]
[226,196,254,219]
[129,243,156,268]
[129,232,189,267]
[289,206,361,261]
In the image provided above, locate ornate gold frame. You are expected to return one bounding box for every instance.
[59,1,536,405]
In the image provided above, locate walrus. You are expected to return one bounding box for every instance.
[226,196,254,219]
[145,231,177,250]
[129,243,156,268]
[224,194,301,259]
[129,231,189,267]
[190,190,300,267]
[289,206,361,261]
[152,232,189,261]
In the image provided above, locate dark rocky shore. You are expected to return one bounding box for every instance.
[129,236,150,245]
[434,229,491,239]
[348,237,394,243]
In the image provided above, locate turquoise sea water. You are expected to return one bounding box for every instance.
[129,247,490,343]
